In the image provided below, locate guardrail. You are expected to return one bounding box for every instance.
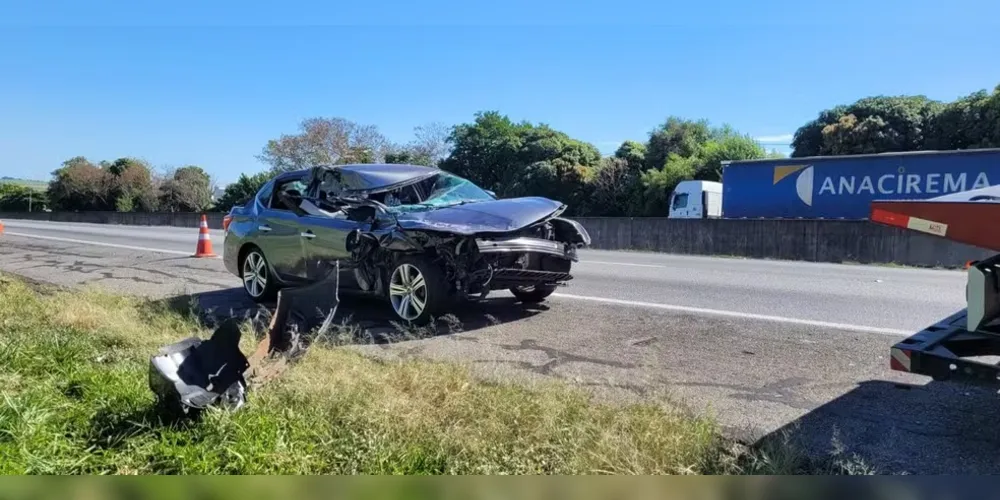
[0,211,990,268]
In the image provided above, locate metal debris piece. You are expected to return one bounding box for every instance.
[247,264,341,377]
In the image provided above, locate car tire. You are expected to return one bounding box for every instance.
[510,284,558,303]
[240,246,278,303]
[387,255,449,325]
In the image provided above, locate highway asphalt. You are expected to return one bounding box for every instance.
[0,219,967,332]
[1,218,996,474]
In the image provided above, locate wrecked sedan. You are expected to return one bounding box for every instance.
[223,163,591,323]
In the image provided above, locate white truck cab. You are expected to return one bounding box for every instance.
[667,180,723,219]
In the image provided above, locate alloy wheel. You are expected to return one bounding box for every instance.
[242,251,268,298]
[389,263,428,321]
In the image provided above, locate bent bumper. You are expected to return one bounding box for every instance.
[488,268,573,289]
[475,237,579,261]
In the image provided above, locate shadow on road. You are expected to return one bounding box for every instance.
[148,286,549,344]
[753,378,1000,474]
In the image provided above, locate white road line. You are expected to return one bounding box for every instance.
[579,260,670,269]
[3,232,209,257]
[552,292,912,336]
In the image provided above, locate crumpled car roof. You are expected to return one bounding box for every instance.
[304,163,440,195]
[286,163,570,236]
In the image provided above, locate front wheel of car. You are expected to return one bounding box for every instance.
[241,247,278,303]
[388,256,448,325]
[510,284,558,303]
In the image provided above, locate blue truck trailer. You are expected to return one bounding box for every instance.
[715,148,1000,219]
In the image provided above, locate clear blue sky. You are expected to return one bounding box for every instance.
[2,0,999,185]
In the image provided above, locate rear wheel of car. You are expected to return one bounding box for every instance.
[510,284,558,303]
[241,247,278,302]
[388,256,448,325]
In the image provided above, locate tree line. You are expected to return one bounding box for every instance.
[792,83,1000,157]
[0,157,218,213]
[220,112,781,217]
[3,82,997,217]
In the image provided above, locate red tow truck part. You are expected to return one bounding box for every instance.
[870,185,1000,386]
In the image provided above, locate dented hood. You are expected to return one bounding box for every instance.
[394,197,565,235]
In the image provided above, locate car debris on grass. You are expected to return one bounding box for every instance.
[149,264,343,416]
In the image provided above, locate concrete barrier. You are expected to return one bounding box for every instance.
[0,211,990,268]
[0,211,227,230]
[573,217,992,268]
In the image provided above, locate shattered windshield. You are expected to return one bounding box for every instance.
[385,172,495,213]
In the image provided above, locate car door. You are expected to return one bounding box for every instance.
[255,176,310,283]
[300,209,364,290]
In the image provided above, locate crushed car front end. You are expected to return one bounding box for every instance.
[458,216,590,297]
[341,205,591,304]
[365,177,591,302]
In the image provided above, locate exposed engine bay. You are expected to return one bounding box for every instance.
[346,216,590,301]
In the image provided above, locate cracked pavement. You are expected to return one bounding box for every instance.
[0,240,234,297]
[1,225,997,474]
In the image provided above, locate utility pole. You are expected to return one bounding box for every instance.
[28,191,32,212]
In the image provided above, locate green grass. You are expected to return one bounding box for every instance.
[0,275,872,475]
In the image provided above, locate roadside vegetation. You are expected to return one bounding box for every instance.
[0,275,873,474]
[4,81,996,219]
[0,181,47,212]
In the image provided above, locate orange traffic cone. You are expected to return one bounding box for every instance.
[0,220,4,235]
[192,214,217,258]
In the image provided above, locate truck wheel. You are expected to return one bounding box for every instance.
[387,256,449,325]
[510,284,558,303]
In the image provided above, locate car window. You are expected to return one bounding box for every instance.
[255,181,274,208]
[671,193,689,209]
[313,169,346,199]
[270,177,308,212]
